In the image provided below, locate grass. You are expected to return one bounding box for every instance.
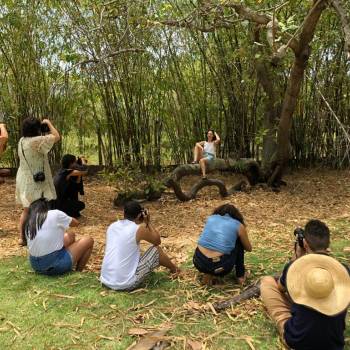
[0,235,349,349]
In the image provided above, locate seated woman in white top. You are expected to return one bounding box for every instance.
[24,198,94,275]
[100,201,179,291]
[192,130,220,179]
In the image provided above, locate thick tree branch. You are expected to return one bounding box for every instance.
[331,0,350,58]
[223,2,271,25]
[298,0,328,51]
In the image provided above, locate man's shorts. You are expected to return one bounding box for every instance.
[126,246,160,291]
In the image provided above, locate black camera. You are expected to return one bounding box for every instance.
[141,208,148,219]
[40,123,50,134]
[33,171,45,182]
[294,227,305,248]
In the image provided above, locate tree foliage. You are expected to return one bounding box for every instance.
[0,0,349,172]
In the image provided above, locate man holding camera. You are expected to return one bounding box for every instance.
[260,220,350,349]
[100,200,179,291]
[54,154,88,218]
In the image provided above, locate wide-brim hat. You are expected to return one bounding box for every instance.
[286,254,350,316]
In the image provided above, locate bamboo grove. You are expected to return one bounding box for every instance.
[0,0,349,170]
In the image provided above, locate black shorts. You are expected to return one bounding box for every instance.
[193,241,245,278]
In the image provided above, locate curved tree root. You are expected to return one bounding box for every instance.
[164,159,260,201]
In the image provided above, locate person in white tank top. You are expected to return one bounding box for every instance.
[100,201,180,291]
[192,129,220,179]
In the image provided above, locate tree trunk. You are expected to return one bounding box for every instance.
[269,0,328,184]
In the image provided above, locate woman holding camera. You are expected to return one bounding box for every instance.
[16,117,60,245]
[24,198,94,275]
[193,203,252,285]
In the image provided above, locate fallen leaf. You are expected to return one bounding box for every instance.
[50,293,75,299]
[127,329,170,350]
[187,339,203,350]
[128,328,150,336]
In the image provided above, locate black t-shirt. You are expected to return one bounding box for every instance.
[280,259,349,350]
[54,169,84,202]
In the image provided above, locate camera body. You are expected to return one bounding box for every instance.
[33,171,45,182]
[141,208,148,219]
[40,123,50,134]
[294,227,305,248]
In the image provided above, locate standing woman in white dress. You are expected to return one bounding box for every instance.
[192,130,220,179]
[16,117,60,245]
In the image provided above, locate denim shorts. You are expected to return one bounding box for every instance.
[203,152,215,164]
[30,248,73,276]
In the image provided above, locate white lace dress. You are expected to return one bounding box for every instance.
[16,135,57,207]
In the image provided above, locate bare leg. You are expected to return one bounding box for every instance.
[199,158,208,178]
[193,144,203,163]
[157,246,178,273]
[64,232,76,247]
[19,207,29,246]
[66,237,94,271]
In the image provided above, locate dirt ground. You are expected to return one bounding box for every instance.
[0,169,349,272]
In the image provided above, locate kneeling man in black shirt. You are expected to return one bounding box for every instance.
[54,154,88,218]
[261,220,350,350]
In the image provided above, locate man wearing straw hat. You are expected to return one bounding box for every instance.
[261,220,350,349]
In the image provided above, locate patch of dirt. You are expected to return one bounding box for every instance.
[0,169,349,273]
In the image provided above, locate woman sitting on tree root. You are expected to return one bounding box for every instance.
[192,130,220,179]
[193,203,252,286]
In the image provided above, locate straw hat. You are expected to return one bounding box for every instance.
[286,254,350,316]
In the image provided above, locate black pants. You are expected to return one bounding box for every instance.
[56,181,85,218]
[193,239,245,278]
[56,199,85,218]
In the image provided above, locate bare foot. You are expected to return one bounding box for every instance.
[201,273,214,286]
[170,268,182,279]
[237,271,249,286]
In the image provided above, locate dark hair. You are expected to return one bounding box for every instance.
[124,200,143,221]
[212,204,244,224]
[304,219,330,251]
[207,129,216,141]
[61,154,76,169]
[22,117,41,137]
[23,198,50,240]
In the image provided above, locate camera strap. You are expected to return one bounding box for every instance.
[21,139,44,176]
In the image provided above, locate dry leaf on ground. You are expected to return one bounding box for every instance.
[127,329,170,350]
[187,339,203,350]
